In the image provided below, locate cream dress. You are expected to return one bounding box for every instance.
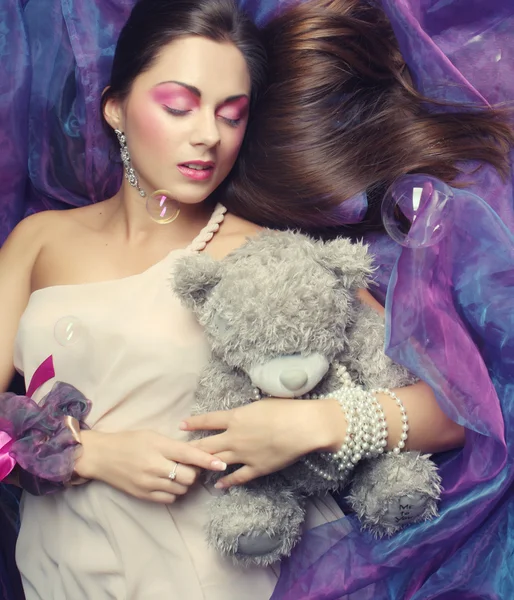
[13,206,343,600]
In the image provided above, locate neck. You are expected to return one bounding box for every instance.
[107,182,215,242]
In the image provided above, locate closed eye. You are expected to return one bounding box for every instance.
[163,106,242,127]
[219,116,241,128]
[163,106,190,116]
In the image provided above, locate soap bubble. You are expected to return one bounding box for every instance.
[382,175,454,248]
[146,190,181,224]
[54,316,85,346]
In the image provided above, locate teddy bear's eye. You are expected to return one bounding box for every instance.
[213,314,230,334]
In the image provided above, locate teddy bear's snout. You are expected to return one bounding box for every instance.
[248,353,330,398]
[279,369,308,391]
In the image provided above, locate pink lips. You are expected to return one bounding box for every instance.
[177,160,215,182]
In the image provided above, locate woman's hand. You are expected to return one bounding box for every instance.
[181,398,345,489]
[75,430,227,504]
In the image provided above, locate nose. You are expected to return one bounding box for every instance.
[279,369,309,391]
[190,110,221,148]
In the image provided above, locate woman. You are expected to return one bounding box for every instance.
[0,1,510,600]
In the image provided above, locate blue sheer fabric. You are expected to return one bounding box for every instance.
[0,1,513,599]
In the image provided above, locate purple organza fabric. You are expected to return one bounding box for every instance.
[0,0,513,598]
[0,0,132,243]
[0,382,91,486]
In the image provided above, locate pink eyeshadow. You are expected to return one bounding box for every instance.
[150,84,199,110]
[217,96,249,120]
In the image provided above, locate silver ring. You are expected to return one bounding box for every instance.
[168,462,179,481]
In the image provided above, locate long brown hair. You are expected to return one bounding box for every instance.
[225,0,513,230]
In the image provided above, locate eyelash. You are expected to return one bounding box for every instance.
[163,106,241,128]
[221,117,241,128]
[164,107,190,117]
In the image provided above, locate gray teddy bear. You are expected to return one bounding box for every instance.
[172,230,441,567]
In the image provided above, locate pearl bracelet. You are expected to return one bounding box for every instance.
[371,387,409,455]
[301,365,389,481]
[327,386,387,470]
[305,384,409,480]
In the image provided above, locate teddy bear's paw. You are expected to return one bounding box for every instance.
[236,532,284,557]
[206,486,306,567]
[347,451,442,537]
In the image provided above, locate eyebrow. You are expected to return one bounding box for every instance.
[158,80,249,104]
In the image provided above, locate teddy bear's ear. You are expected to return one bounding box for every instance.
[315,238,374,290]
[171,253,223,311]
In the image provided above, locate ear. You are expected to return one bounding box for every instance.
[102,88,125,132]
[171,253,223,312]
[315,238,374,290]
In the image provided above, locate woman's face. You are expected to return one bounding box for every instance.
[106,36,251,204]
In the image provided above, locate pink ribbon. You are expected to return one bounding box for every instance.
[0,432,15,480]
[0,355,55,481]
[26,355,55,398]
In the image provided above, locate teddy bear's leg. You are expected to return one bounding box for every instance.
[206,485,306,567]
[347,452,442,537]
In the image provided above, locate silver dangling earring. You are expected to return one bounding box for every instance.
[115,129,146,198]
[114,129,181,224]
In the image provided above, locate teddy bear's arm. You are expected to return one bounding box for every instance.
[343,302,418,389]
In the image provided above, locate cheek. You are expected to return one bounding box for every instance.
[128,103,178,153]
[221,125,247,165]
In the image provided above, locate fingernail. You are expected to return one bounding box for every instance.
[179,421,188,431]
[211,460,227,471]
[214,481,226,489]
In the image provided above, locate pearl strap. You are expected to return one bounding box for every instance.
[187,203,227,253]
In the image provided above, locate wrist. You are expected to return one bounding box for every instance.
[74,430,107,480]
[310,398,348,453]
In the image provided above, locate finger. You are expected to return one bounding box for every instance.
[179,411,230,432]
[142,470,189,496]
[214,465,260,489]
[147,491,178,504]
[162,480,189,495]
[190,433,231,456]
[207,451,238,466]
[161,462,198,487]
[163,443,227,472]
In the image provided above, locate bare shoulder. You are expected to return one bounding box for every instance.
[40,202,110,233]
[208,212,263,259]
[1,211,55,262]
[1,203,111,271]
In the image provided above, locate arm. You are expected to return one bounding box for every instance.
[0,214,44,393]
[183,288,465,487]
[318,380,465,455]
[0,215,46,486]
[350,289,465,453]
